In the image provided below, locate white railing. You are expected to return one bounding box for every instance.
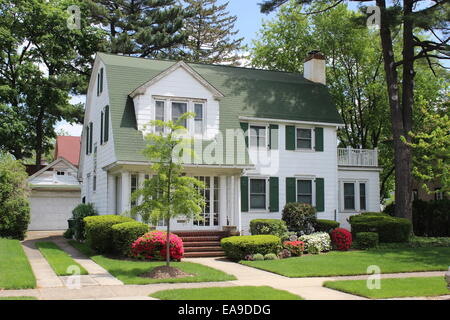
[337,147,378,167]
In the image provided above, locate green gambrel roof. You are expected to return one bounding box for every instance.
[98,52,342,163]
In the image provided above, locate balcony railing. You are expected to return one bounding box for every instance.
[337,147,378,167]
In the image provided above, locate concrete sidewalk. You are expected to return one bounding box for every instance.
[7,232,448,300]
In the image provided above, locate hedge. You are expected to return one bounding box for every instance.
[84,215,134,253]
[111,221,149,257]
[249,219,288,238]
[384,200,449,237]
[315,219,339,233]
[220,235,281,261]
[349,214,412,243]
[354,232,379,249]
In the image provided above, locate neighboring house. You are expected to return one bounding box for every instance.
[412,178,447,201]
[54,136,81,167]
[79,51,380,234]
[27,136,81,230]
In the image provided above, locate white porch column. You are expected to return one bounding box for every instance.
[107,174,116,214]
[235,175,242,234]
[219,175,227,228]
[230,176,235,226]
[120,171,130,214]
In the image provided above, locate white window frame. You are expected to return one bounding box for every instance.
[248,123,269,150]
[295,178,315,206]
[339,180,368,212]
[248,177,269,212]
[295,127,314,151]
[152,96,207,136]
[193,101,205,136]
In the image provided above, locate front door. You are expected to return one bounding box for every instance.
[193,176,219,229]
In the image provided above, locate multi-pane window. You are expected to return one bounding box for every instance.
[435,188,444,200]
[297,180,312,205]
[250,178,266,210]
[359,183,366,210]
[194,103,204,134]
[296,128,312,149]
[172,102,187,128]
[155,101,165,133]
[344,183,355,210]
[130,174,138,208]
[249,125,267,149]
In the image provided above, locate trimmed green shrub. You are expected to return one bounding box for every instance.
[349,214,412,243]
[63,229,73,239]
[111,221,149,257]
[253,253,264,261]
[385,200,449,237]
[84,215,134,253]
[71,203,97,241]
[264,253,278,260]
[0,154,30,240]
[360,211,388,217]
[315,219,339,233]
[282,202,316,234]
[221,235,282,261]
[250,219,288,238]
[354,232,379,249]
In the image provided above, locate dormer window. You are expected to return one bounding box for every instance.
[194,103,204,135]
[172,102,187,128]
[155,100,165,133]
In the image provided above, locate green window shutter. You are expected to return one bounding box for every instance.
[269,177,279,212]
[89,122,93,154]
[85,126,89,155]
[316,177,325,212]
[285,125,295,150]
[104,105,109,142]
[315,127,324,151]
[100,68,104,93]
[269,124,278,150]
[100,111,104,145]
[241,176,249,212]
[286,177,296,203]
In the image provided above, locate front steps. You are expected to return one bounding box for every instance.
[174,231,228,258]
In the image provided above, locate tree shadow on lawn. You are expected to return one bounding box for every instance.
[361,247,450,270]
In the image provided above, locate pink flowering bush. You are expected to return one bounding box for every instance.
[131,231,184,261]
[283,240,305,256]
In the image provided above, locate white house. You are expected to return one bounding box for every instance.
[79,51,380,236]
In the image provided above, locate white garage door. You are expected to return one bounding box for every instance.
[29,190,81,230]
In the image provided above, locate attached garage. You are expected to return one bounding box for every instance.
[28,158,81,231]
[29,188,80,230]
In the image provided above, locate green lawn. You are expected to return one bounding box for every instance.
[0,296,37,300]
[0,239,36,289]
[69,240,236,284]
[241,247,450,277]
[35,242,88,276]
[324,276,449,299]
[151,286,303,300]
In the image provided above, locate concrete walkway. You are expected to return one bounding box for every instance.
[3,231,447,300]
[21,232,122,289]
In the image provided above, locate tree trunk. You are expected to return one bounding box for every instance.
[376,0,412,221]
[166,219,170,267]
[34,106,45,166]
[398,0,414,221]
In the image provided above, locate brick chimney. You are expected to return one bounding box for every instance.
[303,50,326,84]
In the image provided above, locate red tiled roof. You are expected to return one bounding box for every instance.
[54,136,81,167]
